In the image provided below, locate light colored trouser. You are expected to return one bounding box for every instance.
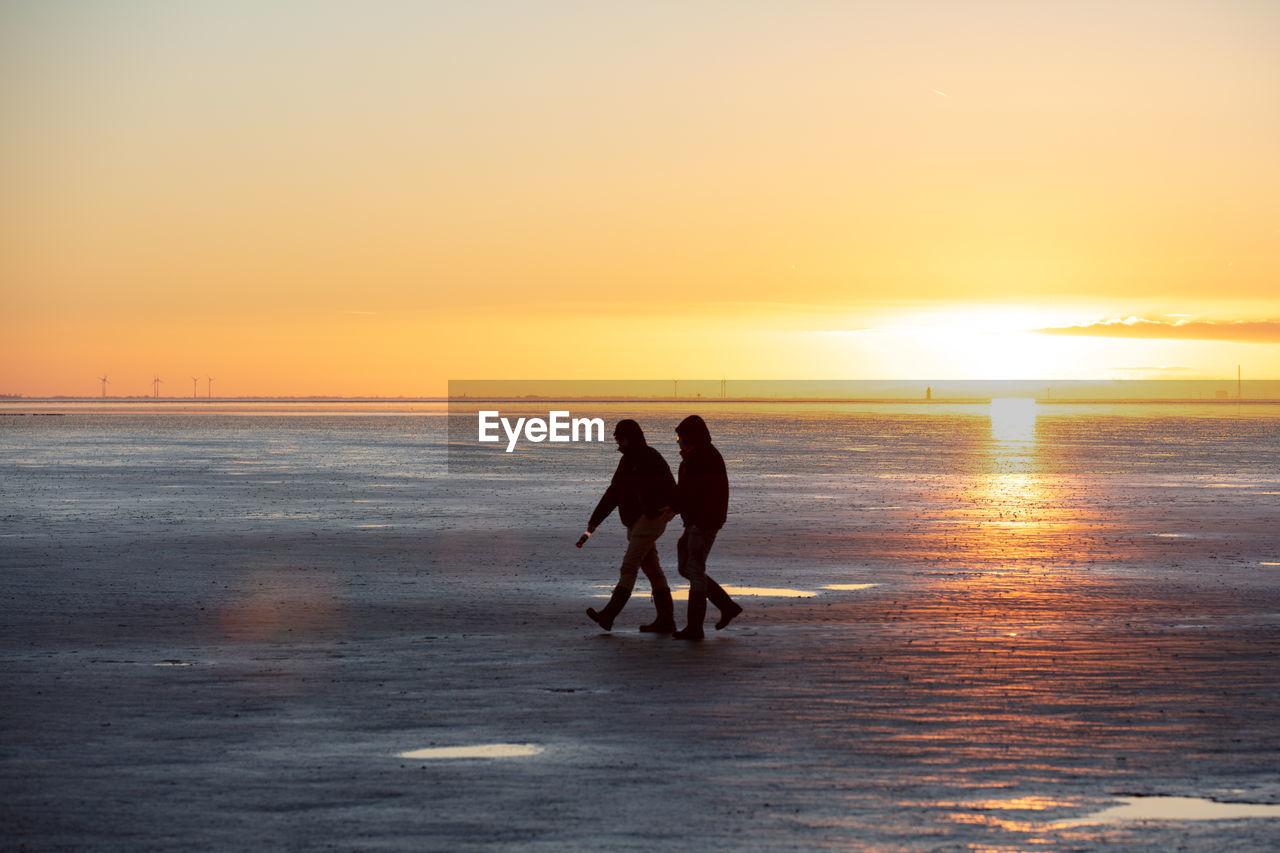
[617,515,670,595]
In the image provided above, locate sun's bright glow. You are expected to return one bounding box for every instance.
[806,304,1223,381]
[989,398,1038,444]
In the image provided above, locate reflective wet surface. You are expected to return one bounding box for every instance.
[3,401,1278,850]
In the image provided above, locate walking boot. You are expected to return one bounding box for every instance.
[672,589,707,641]
[587,584,631,631]
[639,587,676,634]
[706,578,743,630]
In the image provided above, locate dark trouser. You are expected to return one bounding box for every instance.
[677,524,735,612]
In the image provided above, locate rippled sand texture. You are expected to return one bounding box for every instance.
[2,401,1278,851]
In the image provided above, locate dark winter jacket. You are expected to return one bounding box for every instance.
[589,439,677,530]
[674,415,729,532]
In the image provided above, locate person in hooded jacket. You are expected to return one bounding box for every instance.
[671,415,743,640]
[583,419,678,633]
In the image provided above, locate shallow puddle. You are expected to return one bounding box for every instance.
[721,585,816,598]
[398,743,544,760]
[823,583,879,591]
[1059,796,1280,826]
[667,586,816,599]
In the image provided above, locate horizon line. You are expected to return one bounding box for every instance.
[5,395,1280,405]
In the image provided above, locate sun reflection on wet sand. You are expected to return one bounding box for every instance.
[939,795,1080,833]
[944,394,1085,565]
[742,403,1280,846]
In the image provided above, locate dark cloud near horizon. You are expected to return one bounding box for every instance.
[1036,319,1280,343]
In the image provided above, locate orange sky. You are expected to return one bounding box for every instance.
[2,1,1278,397]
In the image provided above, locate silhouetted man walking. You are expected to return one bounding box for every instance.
[583,419,678,633]
[672,415,742,640]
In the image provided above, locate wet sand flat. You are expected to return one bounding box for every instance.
[3,404,1279,850]
[5,538,1279,850]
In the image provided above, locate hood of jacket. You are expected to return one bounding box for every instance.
[675,414,712,447]
[614,418,647,446]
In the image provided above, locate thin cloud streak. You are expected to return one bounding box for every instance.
[1035,318,1280,343]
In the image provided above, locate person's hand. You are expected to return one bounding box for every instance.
[658,506,676,523]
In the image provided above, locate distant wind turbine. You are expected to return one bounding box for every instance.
[192,377,200,398]
[153,375,162,399]
[206,376,214,399]
[100,375,108,398]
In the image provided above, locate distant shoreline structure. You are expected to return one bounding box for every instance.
[5,378,1280,405]
[444,377,1280,403]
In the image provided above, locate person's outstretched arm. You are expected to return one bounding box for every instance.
[587,479,620,532]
